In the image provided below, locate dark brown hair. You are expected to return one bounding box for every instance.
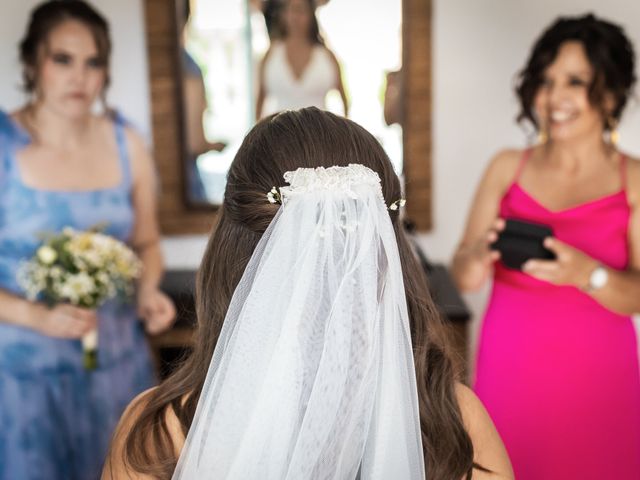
[265,0,325,45]
[516,13,636,130]
[19,0,111,94]
[123,108,476,479]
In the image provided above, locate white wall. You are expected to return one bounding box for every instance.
[422,0,640,366]
[0,0,151,139]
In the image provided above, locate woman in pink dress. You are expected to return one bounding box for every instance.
[452,14,640,480]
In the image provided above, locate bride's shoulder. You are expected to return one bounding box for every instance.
[101,387,186,479]
[123,387,186,446]
[455,384,515,479]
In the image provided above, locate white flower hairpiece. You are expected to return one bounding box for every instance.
[265,165,406,211]
[388,198,407,211]
[266,187,282,205]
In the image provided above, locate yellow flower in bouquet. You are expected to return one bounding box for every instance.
[17,227,142,369]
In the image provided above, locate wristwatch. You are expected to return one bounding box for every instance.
[585,265,609,292]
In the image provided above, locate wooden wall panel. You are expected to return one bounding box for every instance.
[144,0,216,235]
[144,0,432,234]
[403,0,432,231]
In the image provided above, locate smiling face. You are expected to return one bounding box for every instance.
[533,41,608,144]
[35,20,107,119]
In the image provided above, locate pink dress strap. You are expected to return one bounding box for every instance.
[620,153,628,191]
[512,148,533,184]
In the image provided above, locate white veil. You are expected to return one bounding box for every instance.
[172,164,425,479]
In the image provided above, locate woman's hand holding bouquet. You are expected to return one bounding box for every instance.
[18,227,142,369]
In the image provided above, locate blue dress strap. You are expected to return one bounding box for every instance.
[0,109,31,188]
[182,48,203,77]
[111,111,133,189]
[0,110,32,147]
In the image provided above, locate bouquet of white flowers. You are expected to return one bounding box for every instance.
[18,227,142,369]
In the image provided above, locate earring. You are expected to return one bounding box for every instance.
[537,128,548,144]
[608,118,620,147]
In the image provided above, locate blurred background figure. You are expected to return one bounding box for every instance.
[179,0,226,205]
[0,1,175,478]
[451,13,640,480]
[383,68,403,126]
[177,0,255,205]
[255,0,348,119]
[181,0,401,206]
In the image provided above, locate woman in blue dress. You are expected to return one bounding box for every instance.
[0,1,176,478]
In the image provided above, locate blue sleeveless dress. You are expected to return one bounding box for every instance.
[0,111,156,480]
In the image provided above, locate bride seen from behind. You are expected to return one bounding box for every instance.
[103,108,513,480]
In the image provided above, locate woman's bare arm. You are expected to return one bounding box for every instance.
[125,128,175,334]
[327,48,349,117]
[451,150,520,291]
[255,47,273,121]
[0,290,42,328]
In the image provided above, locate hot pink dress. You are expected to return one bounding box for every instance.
[474,151,640,479]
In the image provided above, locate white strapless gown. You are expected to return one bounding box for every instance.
[263,42,337,115]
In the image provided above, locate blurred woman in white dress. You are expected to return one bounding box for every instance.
[256,0,348,119]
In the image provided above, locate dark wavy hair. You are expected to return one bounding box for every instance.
[19,0,111,94]
[516,13,636,130]
[120,108,479,479]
